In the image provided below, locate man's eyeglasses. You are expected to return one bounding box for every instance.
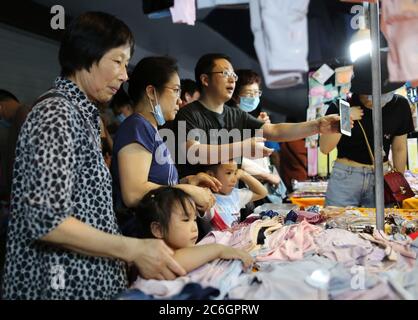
[208,70,238,81]
[241,90,263,98]
[164,86,182,98]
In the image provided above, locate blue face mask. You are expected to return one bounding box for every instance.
[239,96,260,112]
[152,104,166,126]
[0,118,11,128]
[116,113,127,124]
[150,89,166,126]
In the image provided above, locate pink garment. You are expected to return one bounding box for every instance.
[371,230,416,266]
[315,229,386,268]
[131,259,240,299]
[381,0,418,82]
[324,91,333,99]
[198,217,282,252]
[256,220,321,261]
[228,224,255,251]
[231,218,281,252]
[197,230,233,246]
[188,259,238,291]
[170,0,196,26]
[296,210,325,224]
[307,147,318,176]
[309,86,326,97]
[197,225,253,250]
[334,281,399,300]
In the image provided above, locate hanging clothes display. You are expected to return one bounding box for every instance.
[339,0,377,3]
[197,0,249,9]
[170,0,196,25]
[249,0,310,89]
[381,0,418,85]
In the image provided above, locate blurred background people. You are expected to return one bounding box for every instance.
[180,78,200,108]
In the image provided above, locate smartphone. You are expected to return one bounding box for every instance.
[339,99,351,136]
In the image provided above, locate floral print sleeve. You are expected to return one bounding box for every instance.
[18,96,76,241]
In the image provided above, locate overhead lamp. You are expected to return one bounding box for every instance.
[349,15,371,62]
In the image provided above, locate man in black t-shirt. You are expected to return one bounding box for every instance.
[320,52,414,207]
[170,53,341,178]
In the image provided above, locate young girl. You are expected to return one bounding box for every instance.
[134,186,254,275]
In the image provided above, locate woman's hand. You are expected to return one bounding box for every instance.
[187,172,222,193]
[130,238,187,280]
[218,245,254,269]
[258,112,271,124]
[187,185,216,212]
[350,106,364,121]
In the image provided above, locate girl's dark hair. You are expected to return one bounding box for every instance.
[128,56,178,105]
[59,11,135,77]
[134,186,195,239]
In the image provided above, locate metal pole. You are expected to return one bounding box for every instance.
[369,1,385,230]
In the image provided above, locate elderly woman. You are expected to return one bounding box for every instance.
[112,56,219,218]
[2,12,186,300]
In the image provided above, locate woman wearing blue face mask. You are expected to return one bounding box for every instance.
[111,56,221,235]
[320,52,414,208]
[229,69,265,118]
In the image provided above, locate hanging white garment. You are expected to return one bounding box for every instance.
[381,0,418,84]
[250,0,310,89]
[170,0,196,25]
[197,0,249,9]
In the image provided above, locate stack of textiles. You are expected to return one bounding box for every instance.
[116,283,220,300]
[291,180,328,198]
[129,212,418,300]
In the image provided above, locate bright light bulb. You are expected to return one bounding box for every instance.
[349,27,371,62]
[350,39,372,62]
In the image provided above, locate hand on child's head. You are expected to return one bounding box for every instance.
[194,172,222,193]
[195,187,216,212]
